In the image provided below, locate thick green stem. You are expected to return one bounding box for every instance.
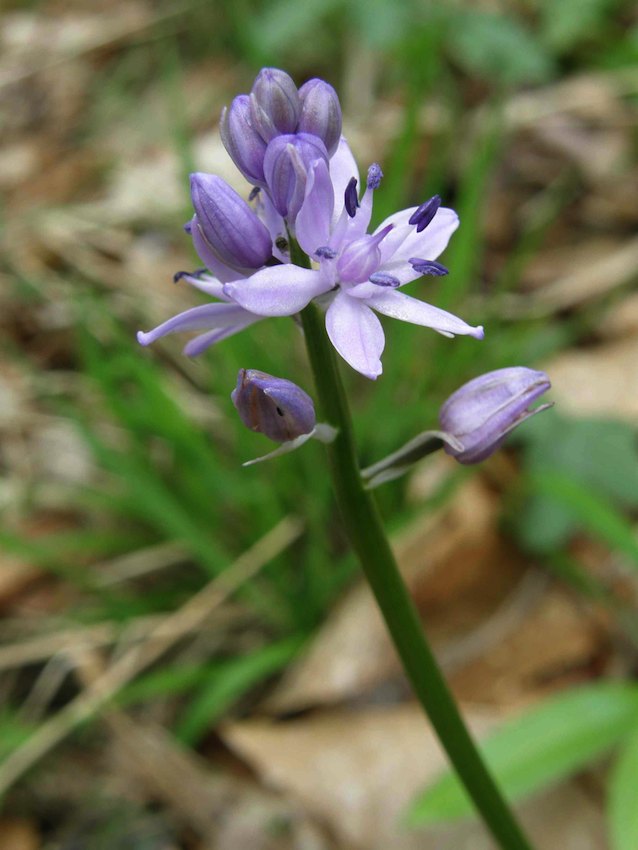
[299,296,534,850]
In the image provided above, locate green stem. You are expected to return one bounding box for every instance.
[298,298,534,850]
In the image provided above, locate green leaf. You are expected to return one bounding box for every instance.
[609,727,638,850]
[406,683,638,826]
[175,637,303,745]
[447,11,554,85]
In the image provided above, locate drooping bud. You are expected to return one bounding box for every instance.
[190,174,272,270]
[232,369,316,443]
[409,258,449,277]
[439,367,552,465]
[263,133,329,220]
[250,68,301,142]
[408,195,441,233]
[220,95,268,185]
[297,78,342,156]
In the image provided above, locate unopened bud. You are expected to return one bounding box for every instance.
[232,369,316,443]
[220,95,267,185]
[263,133,328,221]
[298,78,342,156]
[439,367,552,464]
[250,68,301,141]
[190,174,272,271]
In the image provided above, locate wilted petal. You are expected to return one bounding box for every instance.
[137,302,252,346]
[325,291,385,379]
[296,159,335,256]
[367,289,484,339]
[223,265,330,316]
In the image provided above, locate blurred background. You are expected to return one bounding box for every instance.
[1,0,638,848]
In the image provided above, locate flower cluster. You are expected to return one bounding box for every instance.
[138,67,484,379]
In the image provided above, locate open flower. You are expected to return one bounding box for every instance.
[224,142,484,379]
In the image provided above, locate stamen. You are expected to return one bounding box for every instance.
[173,268,207,283]
[316,246,337,259]
[408,195,441,232]
[367,163,383,190]
[183,221,193,234]
[344,177,359,218]
[369,272,400,287]
[248,186,261,201]
[409,258,449,276]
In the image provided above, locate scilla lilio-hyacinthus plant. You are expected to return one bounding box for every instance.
[139,68,551,849]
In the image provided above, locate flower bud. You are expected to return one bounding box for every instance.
[250,68,301,141]
[263,133,329,221]
[439,367,552,464]
[232,369,316,443]
[297,78,342,156]
[220,95,268,185]
[190,174,272,271]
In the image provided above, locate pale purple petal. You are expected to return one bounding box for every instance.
[296,159,335,256]
[137,302,253,346]
[325,291,385,379]
[223,265,330,316]
[254,192,288,263]
[377,209,460,284]
[177,272,227,299]
[329,137,359,228]
[366,289,484,339]
[183,314,262,356]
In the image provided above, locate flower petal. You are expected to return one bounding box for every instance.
[137,302,253,346]
[182,314,262,356]
[296,159,335,256]
[376,207,459,282]
[329,137,359,228]
[367,289,484,339]
[223,265,330,316]
[190,217,250,283]
[325,291,385,379]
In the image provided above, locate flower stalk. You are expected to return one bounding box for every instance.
[295,243,534,850]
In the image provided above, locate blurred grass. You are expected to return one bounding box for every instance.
[1,0,637,821]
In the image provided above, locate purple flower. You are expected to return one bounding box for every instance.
[250,68,301,141]
[439,367,552,464]
[224,140,484,379]
[232,369,316,442]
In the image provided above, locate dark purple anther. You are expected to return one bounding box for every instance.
[250,68,301,142]
[183,221,193,234]
[190,173,272,270]
[316,246,337,259]
[220,95,268,185]
[369,272,400,287]
[248,186,261,201]
[408,195,441,233]
[367,163,383,190]
[173,269,206,283]
[344,177,359,218]
[232,369,316,443]
[439,367,552,465]
[409,259,449,277]
[298,78,343,156]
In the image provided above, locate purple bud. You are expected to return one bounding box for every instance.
[297,78,342,156]
[190,174,272,270]
[408,195,441,233]
[367,163,383,190]
[344,177,359,218]
[232,369,316,443]
[263,133,329,220]
[369,272,400,287]
[220,95,268,185]
[439,367,552,465]
[336,225,393,284]
[409,258,449,277]
[250,68,301,141]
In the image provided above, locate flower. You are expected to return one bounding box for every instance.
[438,367,552,464]
[224,146,484,379]
[232,369,316,442]
[138,68,484,379]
